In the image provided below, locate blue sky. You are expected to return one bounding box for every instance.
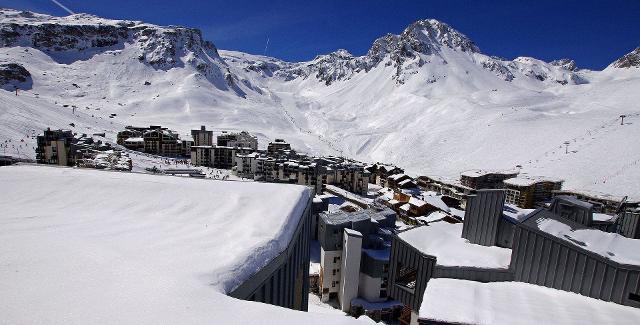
[2,0,639,69]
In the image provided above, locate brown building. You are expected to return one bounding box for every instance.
[460,169,519,189]
[503,176,563,208]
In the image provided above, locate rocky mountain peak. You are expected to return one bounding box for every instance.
[610,47,640,68]
[550,58,578,71]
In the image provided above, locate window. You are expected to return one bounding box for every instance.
[332,269,336,276]
[331,281,336,288]
[395,262,417,293]
[629,292,640,302]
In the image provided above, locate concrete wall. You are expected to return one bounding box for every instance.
[320,248,342,302]
[358,273,385,303]
[339,229,363,312]
[228,197,311,311]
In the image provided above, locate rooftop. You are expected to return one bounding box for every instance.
[419,279,640,325]
[0,165,363,324]
[503,175,563,187]
[529,211,640,265]
[398,223,511,269]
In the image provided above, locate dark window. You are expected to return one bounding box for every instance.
[395,262,417,293]
[629,292,640,302]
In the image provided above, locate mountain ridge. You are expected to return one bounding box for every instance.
[1,8,639,199]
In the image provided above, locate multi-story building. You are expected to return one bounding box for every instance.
[36,129,75,166]
[318,207,396,312]
[217,131,258,149]
[552,189,637,214]
[459,169,519,189]
[503,175,563,208]
[416,175,475,209]
[191,125,213,147]
[267,139,292,154]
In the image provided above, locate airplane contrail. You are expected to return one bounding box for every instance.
[51,0,75,15]
[263,37,269,56]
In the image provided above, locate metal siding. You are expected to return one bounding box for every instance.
[462,190,505,246]
[513,211,640,307]
[228,199,311,311]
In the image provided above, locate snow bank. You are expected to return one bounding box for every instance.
[420,278,640,325]
[398,223,511,268]
[0,164,365,324]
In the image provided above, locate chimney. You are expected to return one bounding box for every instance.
[201,125,206,131]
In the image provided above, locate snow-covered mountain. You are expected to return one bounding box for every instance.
[1,8,639,199]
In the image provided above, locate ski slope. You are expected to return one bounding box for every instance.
[1,8,639,199]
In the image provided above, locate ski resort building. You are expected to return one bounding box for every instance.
[459,169,519,189]
[267,138,292,154]
[503,175,563,208]
[416,175,474,209]
[36,129,118,167]
[551,189,636,214]
[191,125,213,146]
[217,130,258,150]
[117,125,191,157]
[510,207,640,308]
[35,128,75,166]
[317,207,397,313]
[0,165,366,325]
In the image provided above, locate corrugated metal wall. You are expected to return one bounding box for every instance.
[388,235,436,311]
[548,196,593,226]
[619,211,640,239]
[229,198,311,311]
[433,266,513,282]
[461,190,505,246]
[511,216,640,308]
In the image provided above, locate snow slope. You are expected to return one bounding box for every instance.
[1,8,639,199]
[0,164,369,324]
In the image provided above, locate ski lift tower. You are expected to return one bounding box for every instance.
[620,114,627,125]
[563,141,570,154]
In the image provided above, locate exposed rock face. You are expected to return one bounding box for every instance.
[550,59,578,71]
[610,47,640,68]
[0,9,244,93]
[231,18,584,86]
[0,63,32,90]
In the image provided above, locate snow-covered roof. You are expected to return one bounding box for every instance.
[593,213,617,222]
[421,194,450,212]
[399,203,410,212]
[124,137,144,143]
[460,168,519,178]
[408,197,427,207]
[388,173,409,181]
[534,216,640,265]
[419,279,640,325]
[398,223,511,269]
[502,204,535,222]
[0,165,364,324]
[416,211,449,224]
[503,175,562,187]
